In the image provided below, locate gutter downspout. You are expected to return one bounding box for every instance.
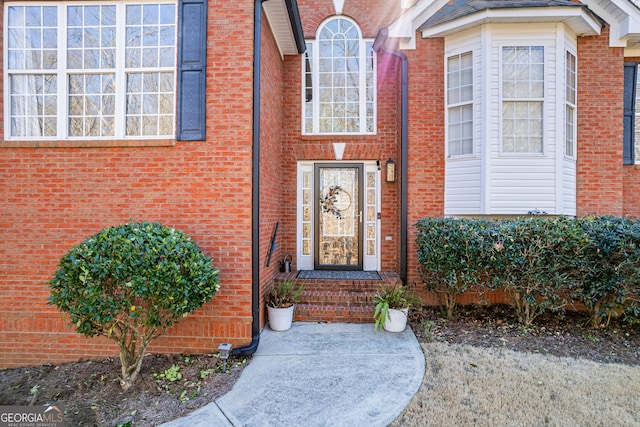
[233,0,265,357]
[373,28,409,285]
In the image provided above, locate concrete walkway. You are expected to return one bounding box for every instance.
[160,322,425,427]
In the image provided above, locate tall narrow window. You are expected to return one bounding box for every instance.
[502,46,544,154]
[447,52,473,156]
[303,17,375,134]
[565,51,576,158]
[5,2,176,140]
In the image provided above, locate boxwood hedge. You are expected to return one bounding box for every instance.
[416,216,640,327]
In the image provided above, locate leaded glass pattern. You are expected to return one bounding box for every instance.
[318,167,359,266]
[302,171,312,256]
[365,172,376,256]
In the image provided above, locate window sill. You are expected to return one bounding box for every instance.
[0,139,177,149]
[300,134,375,141]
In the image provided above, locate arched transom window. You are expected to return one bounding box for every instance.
[303,17,375,134]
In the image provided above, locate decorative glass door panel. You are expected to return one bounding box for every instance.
[315,164,363,269]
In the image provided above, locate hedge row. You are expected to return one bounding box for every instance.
[415,216,640,327]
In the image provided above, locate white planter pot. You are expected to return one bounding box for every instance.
[384,308,408,333]
[267,305,294,331]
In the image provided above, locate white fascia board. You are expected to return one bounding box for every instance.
[387,0,451,49]
[581,0,640,47]
[421,7,601,39]
[621,14,640,38]
[263,0,297,58]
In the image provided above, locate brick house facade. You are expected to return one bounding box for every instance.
[2,0,640,367]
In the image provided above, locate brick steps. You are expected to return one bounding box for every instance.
[275,271,402,323]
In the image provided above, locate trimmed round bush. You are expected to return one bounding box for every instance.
[48,222,220,390]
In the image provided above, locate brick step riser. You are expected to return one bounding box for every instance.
[294,304,375,323]
[298,290,378,305]
[274,272,402,323]
[277,280,396,293]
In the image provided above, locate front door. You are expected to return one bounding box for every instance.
[315,164,363,270]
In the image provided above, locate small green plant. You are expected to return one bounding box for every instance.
[265,279,305,308]
[373,286,421,332]
[153,365,182,382]
[48,222,220,390]
[199,368,215,380]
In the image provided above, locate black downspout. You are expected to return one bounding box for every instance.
[373,28,409,285]
[233,0,265,356]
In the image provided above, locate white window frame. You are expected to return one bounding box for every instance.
[302,16,376,135]
[500,45,545,155]
[446,51,474,158]
[4,1,177,141]
[633,64,640,164]
[565,50,577,159]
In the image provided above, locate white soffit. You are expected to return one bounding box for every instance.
[420,7,602,39]
[263,0,299,57]
[582,0,640,49]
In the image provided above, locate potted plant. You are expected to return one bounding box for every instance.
[373,285,421,332]
[265,278,305,331]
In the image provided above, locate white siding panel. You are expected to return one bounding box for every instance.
[444,159,482,215]
[445,29,483,216]
[490,157,557,214]
[563,158,577,215]
[487,24,560,215]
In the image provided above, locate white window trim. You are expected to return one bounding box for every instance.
[302,16,376,135]
[445,50,474,159]
[3,1,177,141]
[296,160,380,271]
[564,50,577,160]
[498,43,546,157]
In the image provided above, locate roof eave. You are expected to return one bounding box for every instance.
[420,7,602,39]
[263,0,305,57]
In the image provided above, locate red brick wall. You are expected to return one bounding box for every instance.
[259,14,286,328]
[281,1,403,272]
[405,36,446,289]
[576,27,625,217]
[0,0,257,368]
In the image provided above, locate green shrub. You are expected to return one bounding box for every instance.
[416,215,640,327]
[48,222,219,390]
[416,218,493,318]
[574,216,640,327]
[490,217,585,326]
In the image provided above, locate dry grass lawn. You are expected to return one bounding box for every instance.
[392,342,640,427]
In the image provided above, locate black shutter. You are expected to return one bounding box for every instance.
[623,62,637,165]
[176,0,207,141]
